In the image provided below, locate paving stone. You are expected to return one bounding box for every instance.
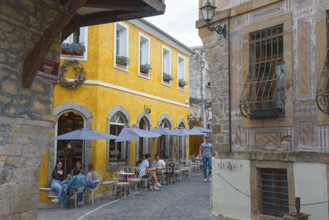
[38,175,219,220]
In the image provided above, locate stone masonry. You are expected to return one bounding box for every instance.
[199,22,230,155]
[0,1,62,219]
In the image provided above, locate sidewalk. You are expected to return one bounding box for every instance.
[38,175,217,220]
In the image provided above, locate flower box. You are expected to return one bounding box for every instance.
[61,43,86,56]
[140,64,152,75]
[163,73,174,83]
[116,56,130,67]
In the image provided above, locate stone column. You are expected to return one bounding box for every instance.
[0,1,61,219]
[199,20,230,154]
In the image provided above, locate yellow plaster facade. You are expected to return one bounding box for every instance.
[39,19,192,203]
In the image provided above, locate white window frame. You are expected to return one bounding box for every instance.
[114,22,129,72]
[61,27,88,61]
[138,33,151,79]
[162,45,172,86]
[177,55,186,91]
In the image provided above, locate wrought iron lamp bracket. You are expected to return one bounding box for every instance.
[207,23,227,38]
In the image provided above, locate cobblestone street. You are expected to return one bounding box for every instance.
[38,175,218,220]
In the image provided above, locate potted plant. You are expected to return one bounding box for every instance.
[74,43,86,56]
[116,56,130,67]
[178,78,188,88]
[61,43,70,55]
[163,73,174,83]
[140,63,152,75]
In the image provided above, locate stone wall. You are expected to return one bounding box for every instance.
[189,47,212,128]
[199,26,230,153]
[0,0,62,219]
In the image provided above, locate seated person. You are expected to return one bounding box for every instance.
[85,163,100,190]
[59,168,86,207]
[139,153,161,190]
[152,154,166,177]
[110,143,120,158]
[51,161,65,203]
[72,160,84,174]
[135,154,145,167]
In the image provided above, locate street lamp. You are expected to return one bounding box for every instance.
[199,0,227,38]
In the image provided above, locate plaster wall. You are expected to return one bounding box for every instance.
[294,163,328,220]
[212,158,251,219]
[39,20,191,203]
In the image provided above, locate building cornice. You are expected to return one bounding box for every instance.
[196,0,283,28]
[129,19,194,56]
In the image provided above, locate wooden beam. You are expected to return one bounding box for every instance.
[61,14,84,42]
[22,0,87,88]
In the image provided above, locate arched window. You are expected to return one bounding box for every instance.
[158,119,172,159]
[137,116,151,161]
[108,112,129,170]
[178,122,187,160]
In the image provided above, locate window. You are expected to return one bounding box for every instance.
[316,10,329,113]
[162,46,172,85]
[240,25,285,119]
[258,168,289,217]
[108,112,129,170]
[158,119,172,158]
[114,22,129,70]
[177,55,186,90]
[138,33,151,78]
[61,27,88,60]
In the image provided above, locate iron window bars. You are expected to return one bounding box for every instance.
[316,10,329,113]
[240,25,285,119]
[258,168,289,217]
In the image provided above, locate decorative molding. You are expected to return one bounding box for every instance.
[83,80,190,108]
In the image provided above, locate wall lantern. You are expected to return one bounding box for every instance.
[199,0,227,38]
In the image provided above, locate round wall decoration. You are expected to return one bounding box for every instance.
[58,60,86,88]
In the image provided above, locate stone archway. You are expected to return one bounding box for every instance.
[51,103,93,178]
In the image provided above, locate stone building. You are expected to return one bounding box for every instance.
[197,0,329,219]
[188,46,212,156]
[0,1,165,219]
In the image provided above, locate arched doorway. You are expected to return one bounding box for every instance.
[137,116,151,161]
[56,111,85,177]
[108,111,129,170]
[158,118,172,159]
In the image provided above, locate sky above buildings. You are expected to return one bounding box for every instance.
[145,0,203,48]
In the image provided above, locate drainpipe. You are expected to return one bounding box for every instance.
[228,18,232,152]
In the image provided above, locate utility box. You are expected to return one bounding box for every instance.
[282,213,310,220]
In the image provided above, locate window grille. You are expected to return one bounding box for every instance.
[240,25,285,119]
[316,10,329,113]
[258,168,289,217]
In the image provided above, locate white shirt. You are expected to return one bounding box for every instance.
[139,159,149,178]
[152,159,166,169]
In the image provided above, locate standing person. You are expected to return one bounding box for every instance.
[51,161,65,203]
[139,153,161,190]
[152,154,165,186]
[199,136,213,182]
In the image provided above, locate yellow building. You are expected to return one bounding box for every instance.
[39,19,193,202]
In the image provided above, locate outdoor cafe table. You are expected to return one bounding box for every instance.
[117,172,135,197]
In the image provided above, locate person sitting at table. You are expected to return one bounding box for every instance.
[139,153,161,190]
[135,154,145,167]
[51,161,65,203]
[59,168,86,207]
[85,163,100,190]
[151,154,165,186]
